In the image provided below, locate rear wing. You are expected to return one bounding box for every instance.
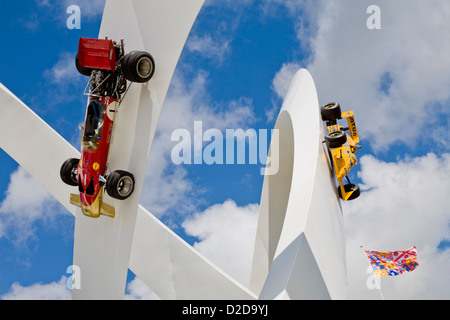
[78,37,117,71]
[341,110,359,144]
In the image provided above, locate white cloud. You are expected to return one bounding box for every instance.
[304,0,450,151]
[182,199,259,287]
[1,276,71,300]
[343,153,450,299]
[267,0,450,151]
[124,277,160,300]
[266,62,301,121]
[1,274,159,300]
[0,167,63,244]
[44,52,79,85]
[271,62,302,101]
[191,0,258,65]
[186,35,231,63]
[35,0,51,6]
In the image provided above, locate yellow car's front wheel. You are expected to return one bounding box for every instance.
[325,130,347,148]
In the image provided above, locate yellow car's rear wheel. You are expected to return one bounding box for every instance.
[338,183,360,200]
[321,102,341,121]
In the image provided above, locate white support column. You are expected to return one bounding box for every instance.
[250,69,347,300]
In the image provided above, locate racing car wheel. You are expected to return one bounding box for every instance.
[321,102,342,121]
[338,183,360,200]
[325,130,347,148]
[60,158,79,186]
[75,53,93,77]
[105,170,135,200]
[122,51,155,83]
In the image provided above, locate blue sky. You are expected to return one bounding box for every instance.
[0,0,449,299]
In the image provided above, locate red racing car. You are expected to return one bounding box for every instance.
[60,37,155,218]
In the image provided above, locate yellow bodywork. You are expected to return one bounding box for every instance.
[326,110,361,201]
[70,187,115,218]
[329,140,358,201]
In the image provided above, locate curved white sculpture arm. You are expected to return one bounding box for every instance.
[250,69,347,299]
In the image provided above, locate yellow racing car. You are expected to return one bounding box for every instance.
[321,103,361,201]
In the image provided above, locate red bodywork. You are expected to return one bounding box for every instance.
[78,37,117,71]
[77,96,117,213]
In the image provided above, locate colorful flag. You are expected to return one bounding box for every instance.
[364,246,419,277]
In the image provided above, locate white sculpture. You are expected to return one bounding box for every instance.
[250,69,347,299]
[0,0,346,300]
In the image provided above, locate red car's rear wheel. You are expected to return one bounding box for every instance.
[75,53,93,77]
[122,51,155,83]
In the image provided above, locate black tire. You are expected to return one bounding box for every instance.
[122,51,155,83]
[325,130,347,148]
[321,102,342,121]
[75,53,93,76]
[60,158,79,186]
[105,170,135,200]
[338,183,360,200]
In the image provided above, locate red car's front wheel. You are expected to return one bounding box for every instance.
[60,158,79,186]
[105,170,135,200]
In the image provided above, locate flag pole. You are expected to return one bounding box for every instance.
[361,245,385,300]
